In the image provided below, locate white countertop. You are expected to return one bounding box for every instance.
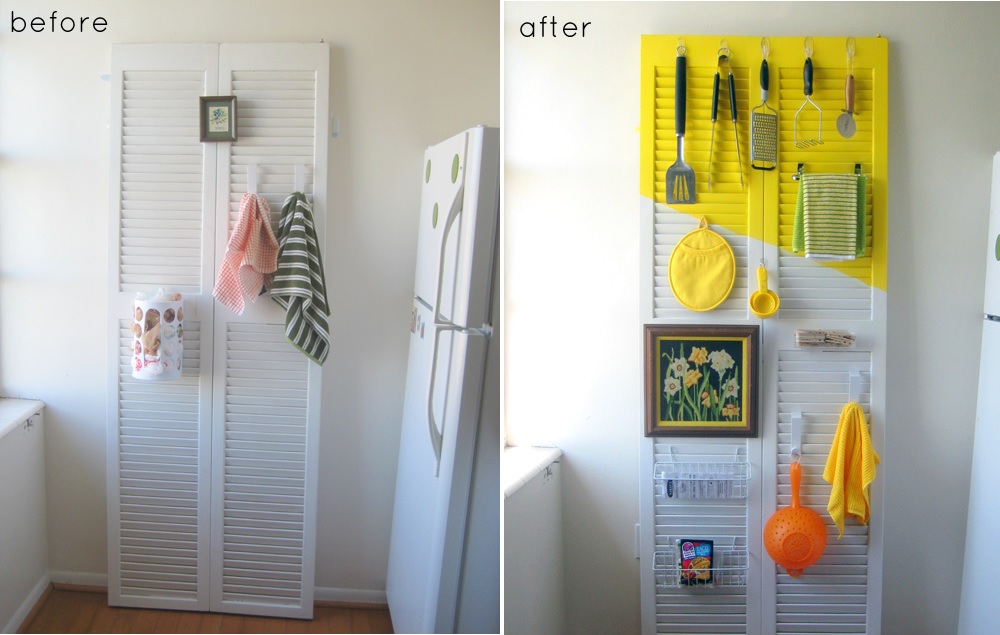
[502,445,563,498]
[0,398,45,440]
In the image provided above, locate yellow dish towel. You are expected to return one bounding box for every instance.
[823,401,880,538]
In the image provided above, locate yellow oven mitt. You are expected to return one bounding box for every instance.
[668,217,736,312]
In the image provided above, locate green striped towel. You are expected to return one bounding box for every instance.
[793,174,867,260]
[272,192,331,365]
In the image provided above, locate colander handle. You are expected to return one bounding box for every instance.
[790,460,802,509]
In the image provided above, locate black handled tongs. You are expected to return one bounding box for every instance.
[708,45,744,190]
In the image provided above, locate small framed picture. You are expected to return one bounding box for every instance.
[644,324,759,437]
[199,95,237,142]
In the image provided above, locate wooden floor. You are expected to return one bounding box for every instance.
[19,588,394,634]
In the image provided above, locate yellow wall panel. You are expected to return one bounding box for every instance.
[641,35,888,291]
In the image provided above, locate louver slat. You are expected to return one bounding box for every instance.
[775,349,871,634]
[116,320,204,603]
[219,323,309,610]
[117,70,205,293]
[226,70,317,234]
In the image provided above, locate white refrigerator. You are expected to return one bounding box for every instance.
[386,126,501,634]
[959,152,1000,634]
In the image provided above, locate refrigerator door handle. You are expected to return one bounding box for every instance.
[434,182,465,328]
[426,325,447,476]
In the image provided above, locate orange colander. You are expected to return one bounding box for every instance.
[763,460,827,577]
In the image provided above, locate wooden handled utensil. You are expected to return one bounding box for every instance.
[837,37,857,138]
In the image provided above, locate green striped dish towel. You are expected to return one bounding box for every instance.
[272,192,331,365]
[793,173,867,260]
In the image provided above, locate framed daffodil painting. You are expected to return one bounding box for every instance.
[644,324,758,437]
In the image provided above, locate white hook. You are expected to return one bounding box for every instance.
[247,163,258,195]
[294,164,306,193]
[849,370,862,403]
[790,411,802,460]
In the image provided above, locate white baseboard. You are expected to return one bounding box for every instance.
[313,586,387,606]
[3,572,50,634]
[49,570,109,588]
[45,572,386,607]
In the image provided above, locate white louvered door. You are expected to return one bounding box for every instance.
[107,44,218,612]
[107,43,328,618]
[639,35,887,635]
[210,44,327,618]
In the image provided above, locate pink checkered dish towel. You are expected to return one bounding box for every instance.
[213,193,279,314]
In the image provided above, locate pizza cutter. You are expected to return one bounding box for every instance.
[837,37,857,139]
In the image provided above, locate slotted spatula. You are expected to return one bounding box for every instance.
[665,52,695,204]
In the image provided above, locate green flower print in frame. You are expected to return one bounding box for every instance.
[208,106,229,132]
[199,96,238,142]
[644,324,758,437]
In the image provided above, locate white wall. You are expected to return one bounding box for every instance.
[0,0,498,598]
[505,2,1000,634]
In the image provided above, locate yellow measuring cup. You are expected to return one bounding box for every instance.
[749,264,780,318]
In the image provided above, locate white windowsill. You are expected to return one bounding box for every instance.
[0,398,45,441]
[502,445,562,498]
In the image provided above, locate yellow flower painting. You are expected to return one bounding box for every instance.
[662,342,742,422]
[644,325,758,437]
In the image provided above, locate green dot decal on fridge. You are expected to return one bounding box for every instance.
[994,234,1000,261]
[426,159,432,183]
[452,154,460,183]
[433,203,439,228]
